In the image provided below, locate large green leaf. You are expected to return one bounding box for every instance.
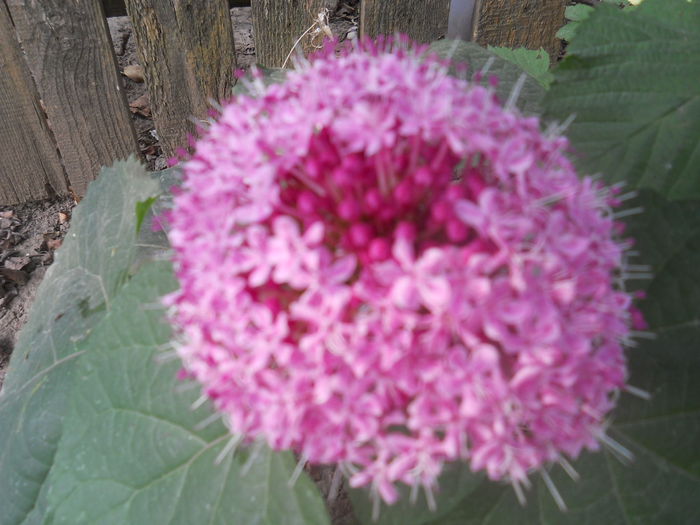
[545,0,700,200]
[487,47,554,89]
[0,158,160,525]
[430,40,547,116]
[42,262,330,525]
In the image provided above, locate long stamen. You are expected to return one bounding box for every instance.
[541,469,567,512]
[194,411,221,431]
[558,457,580,482]
[598,432,634,464]
[512,479,527,506]
[215,434,243,465]
[625,385,652,400]
[241,441,265,475]
[191,395,208,410]
[327,467,343,503]
[506,73,527,111]
[288,453,309,487]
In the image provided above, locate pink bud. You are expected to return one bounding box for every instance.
[349,222,373,247]
[338,197,362,221]
[368,237,391,261]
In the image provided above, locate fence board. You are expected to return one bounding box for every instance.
[0,1,66,205]
[6,0,139,197]
[360,0,451,42]
[124,0,236,157]
[102,0,250,18]
[251,0,328,68]
[472,0,566,58]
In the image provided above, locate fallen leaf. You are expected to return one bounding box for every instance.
[123,64,145,83]
[0,267,28,285]
[129,94,151,117]
[46,238,62,251]
[4,256,30,271]
[58,212,69,224]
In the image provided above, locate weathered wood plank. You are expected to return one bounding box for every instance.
[472,0,566,58]
[124,0,236,157]
[0,1,66,204]
[360,0,451,42]
[251,0,329,68]
[6,0,139,197]
[102,0,250,18]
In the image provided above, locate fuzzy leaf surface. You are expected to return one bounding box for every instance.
[0,158,159,525]
[545,0,700,200]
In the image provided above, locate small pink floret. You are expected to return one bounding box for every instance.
[167,38,638,501]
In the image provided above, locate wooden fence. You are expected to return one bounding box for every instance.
[0,0,565,205]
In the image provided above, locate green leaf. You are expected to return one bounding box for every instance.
[545,0,700,200]
[487,47,554,89]
[135,196,158,234]
[430,40,547,116]
[565,5,594,22]
[233,66,288,96]
[555,21,580,42]
[0,157,159,525]
[42,262,331,525]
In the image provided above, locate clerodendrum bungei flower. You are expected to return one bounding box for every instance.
[166,38,642,506]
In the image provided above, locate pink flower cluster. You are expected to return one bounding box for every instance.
[167,40,636,503]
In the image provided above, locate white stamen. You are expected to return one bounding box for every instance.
[292,168,327,197]
[207,97,224,113]
[506,73,527,110]
[621,272,654,281]
[445,38,461,62]
[187,116,209,129]
[194,411,221,431]
[409,481,420,505]
[327,466,343,503]
[175,381,199,393]
[478,56,495,79]
[625,385,652,400]
[617,191,639,202]
[288,453,309,487]
[512,479,527,506]
[541,469,567,512]
[141,302,165,310]
[241,441,265,475]
[554,113,576,136]
[191,395,208,410]
[215,434,243,465]
[424,483,437,512]
[598,433,634,464]
[625,264,651,272]
[613,207,644,219]
[371,489,381,522]
[630,330,656,340]
[154,350,180,364]
[558,457,580,481]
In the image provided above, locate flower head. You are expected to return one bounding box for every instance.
[167,38,637,503]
